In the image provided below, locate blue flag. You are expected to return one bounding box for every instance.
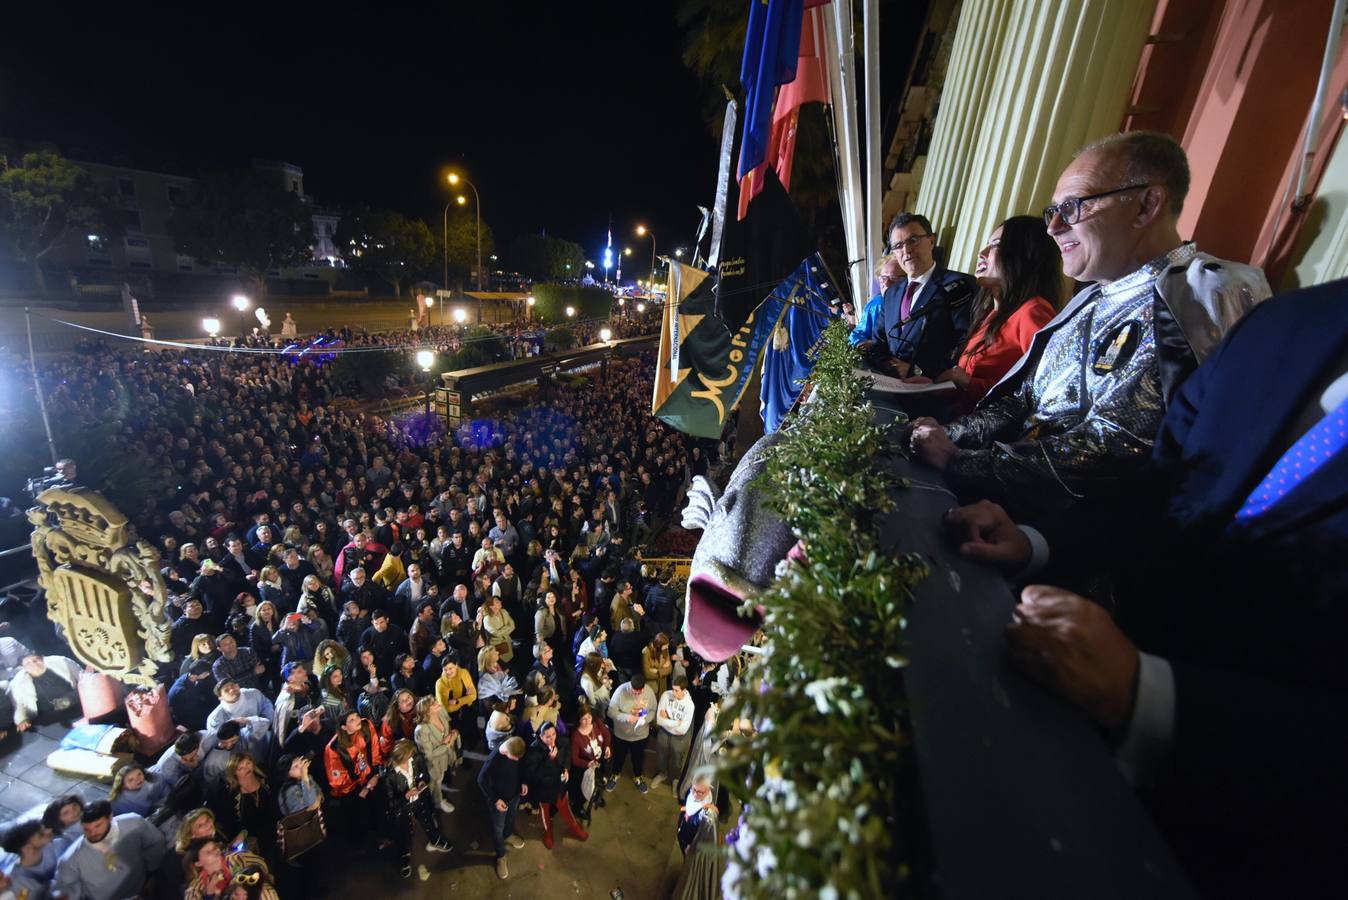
[738,0,805,180]
[760,253,838,433]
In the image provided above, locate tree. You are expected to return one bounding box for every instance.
[530,283,612,325]
[441,209,496,286]
[507,233,586,282]
[0,150,115,296]
[334,208,437,297]
[169,168,313,297]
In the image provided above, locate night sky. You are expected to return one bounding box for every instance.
[0,3,721,264]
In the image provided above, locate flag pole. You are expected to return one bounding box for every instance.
[863,0,883,292]
[823,0,868,312]
[25,308,60,466]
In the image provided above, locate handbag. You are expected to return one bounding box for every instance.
[277,806,326,861]
[494,641,510,656]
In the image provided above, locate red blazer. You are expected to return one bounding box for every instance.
[954,297,1056,415]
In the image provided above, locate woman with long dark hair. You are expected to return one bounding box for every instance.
[923,215,1061,416]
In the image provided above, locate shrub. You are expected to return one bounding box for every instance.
[530,283,612,325]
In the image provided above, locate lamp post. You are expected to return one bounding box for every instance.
[527,295,535,323]
[416,349,436,422]
[453,307,467,325]
[636,225,656,291]
[231,294,250,339]
[442,201,452,296]
[202,317,221,339]
[447,172,483,294]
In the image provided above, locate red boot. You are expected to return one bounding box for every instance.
[540,803,555,849]
[557,796,589,841]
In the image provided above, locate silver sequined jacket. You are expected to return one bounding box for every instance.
[943,244,1270,512]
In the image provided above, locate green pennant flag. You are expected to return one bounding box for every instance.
[653,260,788,440]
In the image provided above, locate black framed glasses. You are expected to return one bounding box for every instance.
[1043,184,1149,226]
[885,233,932,254]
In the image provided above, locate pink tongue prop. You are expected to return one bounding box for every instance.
[686,573,766,662]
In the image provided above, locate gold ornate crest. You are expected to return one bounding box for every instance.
[28,487,171,685]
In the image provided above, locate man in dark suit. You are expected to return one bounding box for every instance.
[859,212,976,379]
[944,278,1348,897]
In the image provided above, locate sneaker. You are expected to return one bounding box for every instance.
[417,865,431,881]
[496,857,509,880]
[604,776,618,792]
[649,773,666,788]
[426,839,453,853]
[635,778,649,794]
[506,834,526,850]
[400,862,413,879]
[438,799,456,814]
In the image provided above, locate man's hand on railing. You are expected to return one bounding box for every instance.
[942,501,1031,572]
[1005,585,1140,733]
[908,419,958,471]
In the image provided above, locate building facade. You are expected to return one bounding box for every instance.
[36,158,343,293]
[883,0,1348,291]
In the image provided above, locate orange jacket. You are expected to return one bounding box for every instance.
[324,718,382,797]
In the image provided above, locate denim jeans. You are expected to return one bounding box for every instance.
[487,794,520,858]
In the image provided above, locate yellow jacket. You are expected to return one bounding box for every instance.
[372,554,406,591]
[436,665,477,714]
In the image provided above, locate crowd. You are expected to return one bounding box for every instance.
[205,306,659,360]
[4,125,1337,898]
[0,304,745,898]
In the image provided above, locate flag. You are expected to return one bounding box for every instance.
[737,1,832,220]
[718,165,811,334]
[653,258,805,441]
[760,252,838,432]
[738,0,806,181]
[652,261,711,416]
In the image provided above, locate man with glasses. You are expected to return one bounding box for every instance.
[857,213,976,379]
[909,131,1269,522]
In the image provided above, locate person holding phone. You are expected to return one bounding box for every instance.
[383,740,453,878]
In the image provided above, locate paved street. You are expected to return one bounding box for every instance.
[0,724,686,899]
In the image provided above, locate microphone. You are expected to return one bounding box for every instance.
[875,280,976,376]
[888,281,976,336]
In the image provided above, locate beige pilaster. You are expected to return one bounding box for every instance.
[916,0,1158,275]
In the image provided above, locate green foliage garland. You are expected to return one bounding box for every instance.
[718,320,929,899]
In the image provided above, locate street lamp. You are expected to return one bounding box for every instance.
[526,295,535,323]
[674,248,684,259]
[636,302,646,313]
[636,225,656,289]
[565,306,576,318]
[447,172,483,295]
[231,294,250,338]
[600,327,612,343]
[202,317,220,338]
[416,349,436,421]
[453,307,467,324]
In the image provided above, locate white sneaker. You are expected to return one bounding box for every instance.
[506,834,526,850]
[426,839,453,853]
[438,799,456,813]
[649,774,666,788]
